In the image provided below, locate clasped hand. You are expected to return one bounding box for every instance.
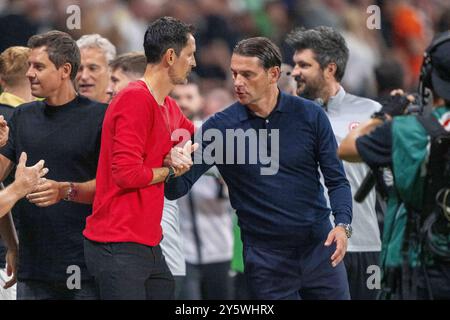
[164,141,199,177]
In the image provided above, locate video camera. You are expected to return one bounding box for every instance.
[354,31,450,203]
[354,93,424,203]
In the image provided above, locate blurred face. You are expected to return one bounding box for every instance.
[230,54,276,106]
[76,47,111,103]
[26,46,64,99]
[171,83,203,119]
[291,49,327,100]
[203,90,232,117]
[169,34,197,85]
[109,68,138,97]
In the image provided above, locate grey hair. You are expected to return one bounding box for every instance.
[286,26,349,81]
[76,34,117,63]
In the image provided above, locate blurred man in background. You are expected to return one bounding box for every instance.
[76,34,116,103]
[108,51,147,97]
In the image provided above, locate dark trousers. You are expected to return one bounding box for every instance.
[243,241,350,300]
[344,251,380,300]
[84,238,174,300]
[173,275,184,300]
[179,261,232,300]
[232,272,250,300]
[417,261,450,299]
[17,279,99,300]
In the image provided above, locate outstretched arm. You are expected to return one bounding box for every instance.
[164,119,218,200]
[0,152,48,289]
[0,152,47,216]
[338,118,385,162]
[26,178,97,206]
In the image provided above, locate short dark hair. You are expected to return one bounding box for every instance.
[109,52,147,76]
[286,26,349,81]
[375,59,404,95]
[143,16,194,64]
[233,37,282,69]
[28,30,80,80]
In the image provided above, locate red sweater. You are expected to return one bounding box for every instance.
[83,80,194,246]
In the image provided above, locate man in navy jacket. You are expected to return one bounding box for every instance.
[165,37,352,300]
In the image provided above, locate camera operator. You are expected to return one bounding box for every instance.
[338,31,450,300]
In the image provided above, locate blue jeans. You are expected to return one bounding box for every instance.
[84,238,174,300]
[17,279,99,300]
[243,240,350,300]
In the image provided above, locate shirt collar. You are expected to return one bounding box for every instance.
[327,85,346,115]
[0,92,26,107]
[238,89,289,122]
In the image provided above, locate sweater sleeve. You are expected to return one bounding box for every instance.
[111,92,154,189]
[315,107,353,225]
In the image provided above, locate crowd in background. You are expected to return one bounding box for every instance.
[1,0,450,97]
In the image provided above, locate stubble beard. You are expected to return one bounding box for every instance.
[296,74,327,102]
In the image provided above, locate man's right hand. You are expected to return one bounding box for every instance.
[0,115,9,148]
[13,152,48,197]
[164,141,199,175]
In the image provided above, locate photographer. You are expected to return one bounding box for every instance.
[338,31,450,299]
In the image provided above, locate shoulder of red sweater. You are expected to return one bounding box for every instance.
[119,80,149,97]
[110,82,152,106]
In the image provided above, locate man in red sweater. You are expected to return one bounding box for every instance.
[83,16,197,300]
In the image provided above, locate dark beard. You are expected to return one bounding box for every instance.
[296,75,326,101]
[300,87,320,100]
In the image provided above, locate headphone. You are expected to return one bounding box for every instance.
[418,31,450,108]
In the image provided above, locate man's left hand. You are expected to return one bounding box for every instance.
[4,249,17,289]
[26,179,65,207]
[324,226,348,267]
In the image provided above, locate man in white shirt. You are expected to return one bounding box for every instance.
[287,26,382,299]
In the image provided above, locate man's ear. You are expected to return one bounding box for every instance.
[61,63,72,80]
[268,66,281,84]
[324,62,337,80]
[165,48,176,66]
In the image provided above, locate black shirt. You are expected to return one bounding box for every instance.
[0,103,15,122]
[0,95,107,282]
[356,121,393,168]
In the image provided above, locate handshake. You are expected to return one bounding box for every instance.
[0,116,49,198]
[163,141,199,178]
[0,152,49,218]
